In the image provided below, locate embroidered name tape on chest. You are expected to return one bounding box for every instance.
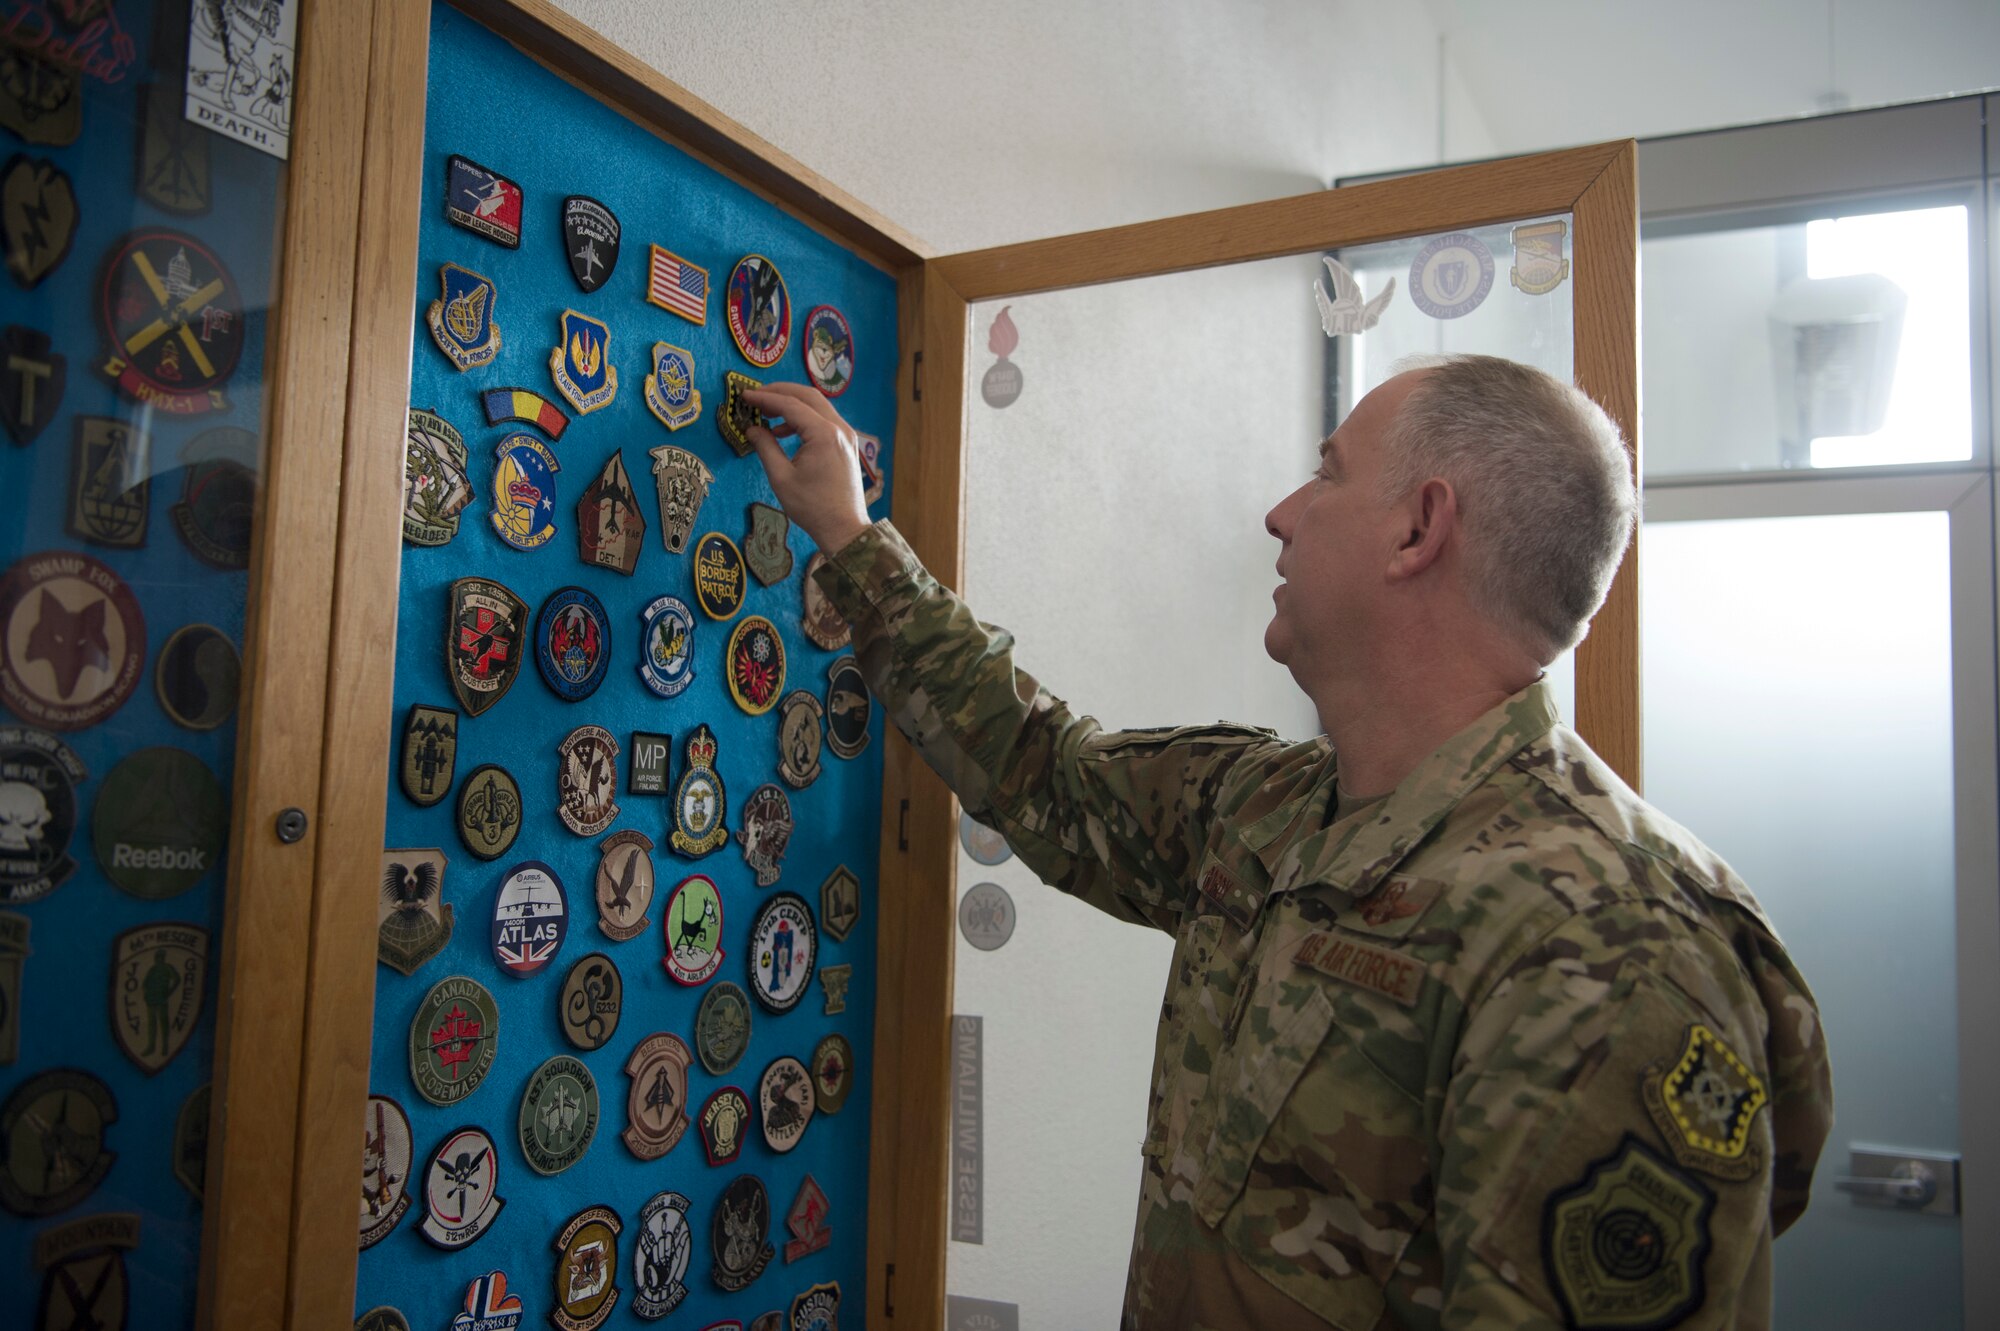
[1195,856,1262,931]
[1293,930,1425,1006]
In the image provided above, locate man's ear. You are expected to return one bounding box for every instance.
[1387,477,1456,581]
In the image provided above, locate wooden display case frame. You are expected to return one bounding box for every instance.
[197,1,1637,1325]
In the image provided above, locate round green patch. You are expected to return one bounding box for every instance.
[519,1053,599,1175]
[408,974,499,1106]
[92,746,226,899]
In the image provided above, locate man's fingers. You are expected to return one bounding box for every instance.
[745,422,791,482]
[745,383,840,431]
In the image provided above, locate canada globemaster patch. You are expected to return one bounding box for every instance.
[1543,1135,1714,1331]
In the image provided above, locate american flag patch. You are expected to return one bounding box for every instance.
[648,244,709,325]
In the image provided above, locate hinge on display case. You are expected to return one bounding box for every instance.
[912,350,923,401]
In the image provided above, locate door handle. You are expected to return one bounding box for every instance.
[1835,1164,1935,1206]
[1836,1146,1959,1217]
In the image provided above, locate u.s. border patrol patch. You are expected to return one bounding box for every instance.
[1642,1024,1769,1182]
[1544,1135,1713,1331]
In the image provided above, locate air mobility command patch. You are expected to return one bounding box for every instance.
[1544,1135,1713,1331]
[360,1094,414,1249]
[403,408,473,546]
[711,1175,774,1292]
[34,1212,140,1331]
[645,342,701,431]
[457,764,522,862]
[448,578,528,717]
[418,1125,505,1248]
[519,1054,599,1176]
[1641,1024,1770,1182]
[399,704,457,807]
[1,1069,115,1215]
[552,1204,622,1331]
[632,1190,694,1317]
[560,952,622,1052]
[377,848,452,976]
[578,451,646,576]
[427,263,501,371]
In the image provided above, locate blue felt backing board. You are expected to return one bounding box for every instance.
[0,2,278,1323]
[359,5,896,1326]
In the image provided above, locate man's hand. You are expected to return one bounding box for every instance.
[743,383,873,556]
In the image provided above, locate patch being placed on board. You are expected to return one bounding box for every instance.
[33,1212,140,1331]
[749,893,817,1016]
[578,450,646,575]
[563,196,620,293]
[1510,219,1570,295]
[536,587,612,702]
[173,1083,210,1201]
[481,386,569,440]
[1313,255,1395,337]
[1194,853,1262,932]
[360,1094,414,1250]
[377,847,452,976]
[408,975,500,1106]
[811,1034,853,1115]
[958,881,1016,952]
[736,783,792,887]
[550,309,618,415]
[110,921,207,1074]
[637,595,696,700]
[800,305,853,397]
[711,1175,775,1292]
[799,554,850,651]
[595,829,655,941]
[671,726,727,857]
[776,690,823,790]
[0,725,84,905]
[65,416,149,548]
[444,155,523,246]
[1544,1135,1714,1330]
[0,911,28,1061]
[662,873,725,986]
[154,623,239,731]
[818,963,851,1016]
[699,1086,751,1167]
[1,325,64,445]
[449,1272,523,1331]
[559,726,620,836]
[519,1053,599,1176]
[0,549,147,731]
[559,951,622,1052]
[632,1190,694,1318]
[2,1069,116,1215]
[1353,875,1443,929]
[491,431,561,550]
[0,39,81,146]
[400,704,458,807]
[97,229,244,415]
[824,656,869,759]
[448,578,528,717]
[726,254,791,368]
[3,155,77,288]
[1641,1024,1770,1181]
[790,1282,841,1331]
[403,407,473,546]
[552,1205,622,1331]
[622,1032,692,1161]
[648,445,712,555]
[427,263,502,371]
[1408,230,1495,320]
[456,764,522,862]
[744,503,793,586]
[171,426,257,568]
[696,981,753,1076]
[93,747,226,900]
[492,860,569,977]
[647,243,709,325]
[981,305,1022,408]
[693,531,746,620]
[418,1126,505,1249]
[717,370,767,457]
[819,865,858,943]
[138,80,209,216]
[858,431,884,506]
[1293,929,1425,1007]
[645,341,701,431]
[728,615,785,716]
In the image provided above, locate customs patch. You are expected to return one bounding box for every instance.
[173,1083,210,1201]
[519,1054,599,1176]
[736,783,793,887]
[553,1205,622,1331]
[399,704,457,808]
[622,1032,692,1161]
[727,615,786,716]
[648,445,712,553]
[776,690,824,790]
[801,305,853,397]
[0,549,146,732]
[632,1190,694,1318]
[647,243,709,325]
[456,764,522,861]
[819,963,852,1015]
[110,922,206,1073]
[693,531,747,620]
[637,595,696,699]
[578,450,646,575]
[409,975,500,1106]
[559,725,620,836]
[645,341,701,431]
[825,655,870,759]
[33,1212,139,1331]
[670,726,727,857]
[726,254,791,368]
[64,416,148,548]
[799,553,851,650]
[550,309,618,415]
[628,732,673,796]
[492,860,569,977]
[812,1034,853,1115]
[0,911,27,1062]
[480,386,569,440]
[595,829,655,942]
[0,726,84,904]
[563,196,621,293]
[695,980,753,1075]
[445,154,522,246]
[662,873,725,985]
[699,1087,750,1166]
[560,952,622,1052]
[1511,219,1570,295]
[154,623,239,731]
[1,1068,115,1215]
[1293,929,1425,1007]
[711,1175,774,1292]
[1408,230,1495,320]
[819,864,859,943]
[170,426,256,568]
[96,229,243,415]
[1543,1135,1714,1330]
[450,1273,522,1331]
[958,881,1016,952]
[377,848,452,976]
[749,893,817,1015]
[536,587,612,701]
[93,747,225,900]
[448,577,528,717]
[744,502,793,586]
[427,263,501,371]
[718,370,769,457]
[360,1094,414,1249]
[784,1175,833,1262]
[3,155,76,287]
[1,325,63,445]
[403,408,473,546]
[491,431,560,550]
[759,1054,817,1152]
[1641,1024,1770,1181]
[418,1126,505,1249]
[791,1282,841,1331]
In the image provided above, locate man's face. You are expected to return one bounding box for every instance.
[1263,372,1427,676]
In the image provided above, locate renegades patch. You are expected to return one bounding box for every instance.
[1544,1135,1714,1330]
[1641,1025,1770,1182]
[403,408,473,547]
[1293,930,1425,1007]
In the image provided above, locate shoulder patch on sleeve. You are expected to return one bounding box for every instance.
[1640,1024,1769,1182]
[1543,1134,1714,1330]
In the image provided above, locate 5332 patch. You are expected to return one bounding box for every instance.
[1641,1024,1769,1181]
[1543,1135,1713,1331]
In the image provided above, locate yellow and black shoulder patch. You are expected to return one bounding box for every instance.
[1543,1134,1714,1330]
[1640,1024,1768,1182]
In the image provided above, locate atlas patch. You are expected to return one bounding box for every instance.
[776,691,824,790]
[579,451,646,576]
[726,254,791,368]
[170,426,256,569]
[736,784,793,887]
[717,370,768,457]
[451,1272,523,1331]
[137,81,209,215]
[1544,1135,1714,1331]
[1511,219,1570,295]
[403,408,473,546]
[632,1191,694,1318]
[799,554,851,651]
[648,445,713,554]
[33,1213,140,1331]
[377,848,453,976]
[551,309,618,415]
[711,1175,775,1291]
[449,578,528,717]
[0,41,81,146]
[480,387,569,440]
[0,725,84,904]
[1293,930,1424,1007]
[693,531,747,620]
[819,964,851,1016]
[409,975,501,1106]
[1195,855,1263,932]
[811,1034,853,1115]
[173,1083,209,1202]
[758,1054,815,1153]
[595,829,655,942]
[801,305,854,397]
[96,229,243,414]
[646,243,709,324]
[419,1125,506,1249]
[492,860,569,977]
[695,981,753,1076]
[638,595,696,699]
[0,549,150,731]
[824,656,869,759]
[0,911,27,1061]
[819,865,859,943]
[154,623,239,731]
[1,1069,115,1215]
[663,873,725,986]
[744,503,794,586]
[784,1175,832,1261]
[858,432,884,506]
[3,155,76,287]
[519,1054,599,1176]
[622,1032,692,1161]
[749,893,817,1016]
[445,155,523,247]
[553,1205,622,1331]
[958,881,1016,952]
[1408,231,1495,320]
[65,416,149,548]
[790,1282,841,1331]
[561,953,623,1054]
[400,704,458,808]
[700,1087,751,1166]
[1642,1024,1770,1182]
[671,726,727,857]
[457,764,522,862]
[360,1095,414,1250]
[2,325,63,444]
[645,341,701,431]
[563,196,621,293]
[728,615,786,716]
[426,263,502,371]
[535,587,611,702]
[629,732,673,796]
[93,747,225,900]
[491,432,560,550]
[559,726,620,836]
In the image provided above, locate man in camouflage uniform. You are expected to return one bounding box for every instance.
[747,361,1831,1331]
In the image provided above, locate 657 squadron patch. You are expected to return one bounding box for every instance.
[1543,1135,1713,1331]
[1641,1024,1769,1182]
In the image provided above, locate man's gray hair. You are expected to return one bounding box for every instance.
[1380,354,1634,661]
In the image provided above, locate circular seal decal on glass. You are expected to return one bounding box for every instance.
[490,431,561,550]
[418,1125,505,1249]
[662,873,724,986]
[559,951,622,1051]
[97,229,246,415]
[636,594,695,699]
[1408,231,1495,320]
[154,623,240,730]
[492,860,568,977]
[959,810,1012,865]
[691,531,746,620]
[725,254,791,369]
[812,1033,854,1114]
[695,980,753,1075]
[800,305,853,397]
[534,586,610,702]
[824,655,869,759]
[360,1094,415,1249]
[727,615,785,716]
[456,764,522,862]
[959,881,1017,952]
[631,1190,693,1318]
[758,1054,815,1154]
[0,725,84,904]
[92,746,226,899]
[748,892,817,1015]
[409,974,500,1106]
[710,1174,774,1292]
[518,1053,599,1176]
[0,549,146,731]
[174,426,258,568]
[0,1068,116,1215]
